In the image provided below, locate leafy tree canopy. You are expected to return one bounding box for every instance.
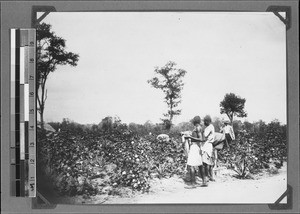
[37,23,79,126]
[220,93,247,123]
[148,61,187,129]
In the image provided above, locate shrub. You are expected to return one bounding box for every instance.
[219,121,287,179]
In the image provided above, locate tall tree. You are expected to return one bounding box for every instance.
[220,93,247,123]
[37,23,79,127]
[148,61,187,129]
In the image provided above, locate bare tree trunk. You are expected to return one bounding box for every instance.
[227,113,233,125]
[40,106,44,130]
[38,77,47,130]
[169,98,173,129]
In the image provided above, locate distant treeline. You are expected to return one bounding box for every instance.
[47,116,286,138]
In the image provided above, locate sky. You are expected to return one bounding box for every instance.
[39,12,287,125]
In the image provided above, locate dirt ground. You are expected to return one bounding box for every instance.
[71,162,287,204]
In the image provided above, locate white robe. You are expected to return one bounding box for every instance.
[223,125,235,140]
[202,124,215,156]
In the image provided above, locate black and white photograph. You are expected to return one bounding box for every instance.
[36,12,287,204]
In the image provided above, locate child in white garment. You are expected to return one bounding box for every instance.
[202,115,215,184]
[185,116,206,188]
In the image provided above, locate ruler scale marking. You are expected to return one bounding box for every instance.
[20,123,25,160]
[24,47,29,84]
[20,160,25,196]
[20,47,25,84]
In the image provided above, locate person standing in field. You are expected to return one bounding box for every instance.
[221,120,235,149]
[202,115,215,183]
[184,116,205,188]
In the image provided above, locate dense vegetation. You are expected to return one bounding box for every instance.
[219,120,286,178]
[38,118,286,197]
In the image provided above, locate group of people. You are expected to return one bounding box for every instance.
[181,115,235,188]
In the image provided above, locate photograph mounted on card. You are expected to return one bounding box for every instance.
[34,11,288,204]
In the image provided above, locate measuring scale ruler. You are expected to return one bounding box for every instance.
[10,29,36,197]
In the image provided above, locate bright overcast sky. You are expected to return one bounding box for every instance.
[40,12,287,125]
